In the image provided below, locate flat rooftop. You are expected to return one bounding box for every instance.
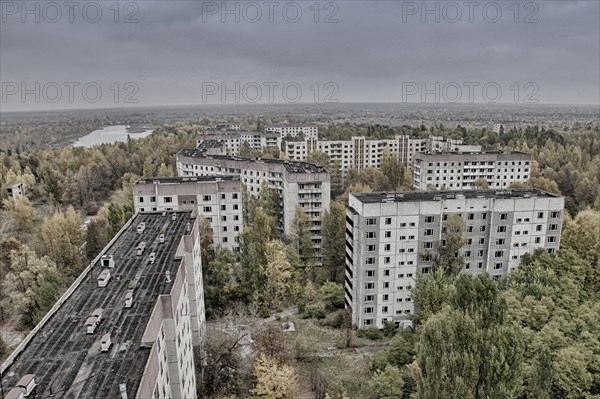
[1,211,195,399]
[415,151,531,158]
[178,148,327,174]
[135,175,240,185]
[353,189,560,204]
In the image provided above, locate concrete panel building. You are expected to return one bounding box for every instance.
[197,131,281,156]
[265,124,318,139]
[345,189,564,329]
[133,176,243,252]
[0,212,205,399]
[177,145,331,259]
[413,151,532,191]
[284,135,481,174]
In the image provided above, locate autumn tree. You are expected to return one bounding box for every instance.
[40,206,85,277]
[2,196,35,233]
[251,353,299,399]
[368,365,404,399]
[86,217,109,261]
[291,205,315,280]
[258,181,281,235]
[257,240,295,309]
[473,176,490,189]
[434,214,467,275]
[380,150,409,191]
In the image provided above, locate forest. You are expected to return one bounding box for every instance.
[0,119,599,398]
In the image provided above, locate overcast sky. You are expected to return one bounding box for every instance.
[1,0,599,111]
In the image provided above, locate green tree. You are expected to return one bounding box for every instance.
[204,247,235,317]
[291,205,315,280]
[318,282,345,310]
[415,274,524,399]
[40,206,85,277]
[380,150,407,191]
[258,240,295,309]
[258,181,281,234]
[435,214,467,275]
[368,365,404,399]
[321,201,346,283]
[86,217,109,261]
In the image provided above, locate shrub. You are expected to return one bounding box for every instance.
[357,327,383,340]
[382,320,398,338]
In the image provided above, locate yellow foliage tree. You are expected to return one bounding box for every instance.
[251,353,298,399]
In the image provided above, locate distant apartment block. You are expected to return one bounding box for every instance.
[196,131,281,156]
[265,124,319,139]
[345,189,564,329]
[1,212,206,399]
[133,176,243,251]
[177,144,331,257]
[284,135,482,174]
[413,151,532,191]
[208,123,240,131]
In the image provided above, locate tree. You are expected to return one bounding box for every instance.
[411,268,453,324]
[251,353,299,399]
[254,324,293,365]
[204,247,235,317]
[2,196,35,233]
[291,206,315,280]
[318,282,345,310]
[473,177,490,189]
[259,240,295,309]
[40,206,85,277]
[307,151,331,168]
[561,210,600,290]
[86,217,109,261]
[258,181,281,235]
[415,274,524,399]
[321,201,346,282]
[434,214,467,275]
[380,150,407,191]
[199,216,215,267]
[368,365,404,399]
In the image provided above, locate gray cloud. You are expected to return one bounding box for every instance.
[1,0,598,111]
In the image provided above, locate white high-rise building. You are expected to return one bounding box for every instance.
[133,176,244,252]
[197,131,281,156]
[265,124,319,139]
[413,151,532,191]
[345,189,564,329]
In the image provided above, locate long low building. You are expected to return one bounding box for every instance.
[0,212,205,399]
[345,189,564,329]
[284,135,481,174]
[133,176,243,252]
[177,144,331,259]
[196,131,281,156]
[413,151,532,191]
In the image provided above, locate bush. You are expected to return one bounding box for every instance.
[302,305,327,320]
[382,320,398,337]
[297,302,306,314]
[319,282,345,310]
[318,310,346,329]
[357,327,383,340]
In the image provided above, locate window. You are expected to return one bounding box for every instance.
[421,267,432,274]
[150,196,156,202]
[496,238,505,245]
[364,307,374,314]
[365,283,375,290]
[232,193,238,199]
[221,194,226,200]
[548,236,557,243]
[477,250,484,257]
[382,294,389,301]
[423,242,433,249]
[364,319,373,326]
[366,232,376,239]
[203,195,212,202]
[500,213,508,220]
[203,206,212,213]
[480,226,486,232]
[385,217,392,225]
[382,306,389,313]
[549,224,558,231]
[384,269,390,276]
[365,295,374,302]
[221,205,226,211]
[424,229,434,236]
[385,231,392,238]
[138,197,144,203]
[478,262,483,269]
[467,213,474,220]
[535,237,541,244]
[164,197,173,203]
[494,250,504,257]
[383,282,390,289]
[366,270,375,277]
[467,226,474,233]
[367,245,376,252]
[551,211,560,218]
[494,263,503,269]
[479,238,485,245]
[425,216,435,223]
[384,244,391,251]
[367,218,377,225]
[221,216,227,221]
[366,258,375,265]
[482,213,487,220]
[536,224,542,231]
[497,226,507,233]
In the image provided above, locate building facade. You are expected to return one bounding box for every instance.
[133,176,244,251]
[197,131,281,156]
[284,135,482,174]
[1,212,206,399]
[177,146,331,258]
[345,189,564,329]
[413,151,532,191]
[265,124,319,139]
